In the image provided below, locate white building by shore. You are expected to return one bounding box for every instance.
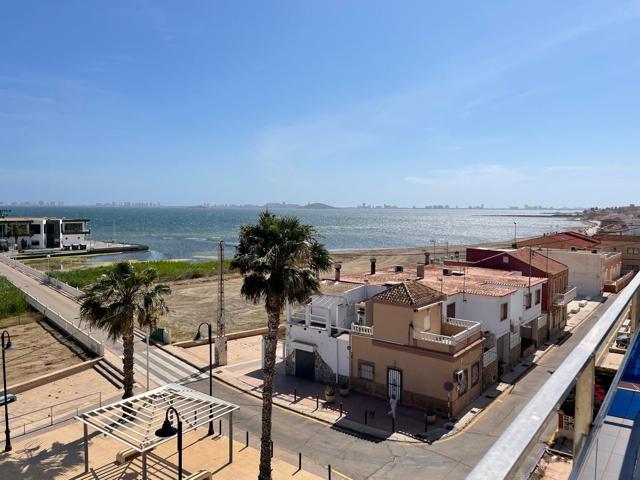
[0,215,90,251]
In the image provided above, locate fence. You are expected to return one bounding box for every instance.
[0,254,103,356]
[1,391,102,440]
[0,254,83,298]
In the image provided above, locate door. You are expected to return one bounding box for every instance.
[387,367,402,401]
[295,349,315,380]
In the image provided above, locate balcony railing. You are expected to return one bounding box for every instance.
[483,347,498,366]
[350,323,373,336]
[413,317,481,346]
[553,286,577,306]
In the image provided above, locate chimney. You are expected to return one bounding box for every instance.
[370,257,376,275]
[334,263,342,281]
[417,263,425,278]
[424,252,431,265]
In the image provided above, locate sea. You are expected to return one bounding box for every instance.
[4,206,585,262]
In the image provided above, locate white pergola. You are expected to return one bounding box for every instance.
[76,383,239,479]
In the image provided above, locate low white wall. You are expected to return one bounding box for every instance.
[286,323,349,378]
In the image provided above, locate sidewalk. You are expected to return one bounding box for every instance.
[0,421,322,479]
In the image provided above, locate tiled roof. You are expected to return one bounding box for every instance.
[521,231,599,249]
[339,263,547,298]
[373,281,444,308]
[505,248,568,275]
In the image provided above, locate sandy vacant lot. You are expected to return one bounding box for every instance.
[1,315,91,387]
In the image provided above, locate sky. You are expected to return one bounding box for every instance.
[1,1,639,208]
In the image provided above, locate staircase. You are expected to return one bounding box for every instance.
[93,358,125,390]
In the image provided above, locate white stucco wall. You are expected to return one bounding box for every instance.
[544,250,604,297]
[286,323,350,378]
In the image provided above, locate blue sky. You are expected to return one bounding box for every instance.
[1,1,639,207]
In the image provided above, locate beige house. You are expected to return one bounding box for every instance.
[350,282,484,417]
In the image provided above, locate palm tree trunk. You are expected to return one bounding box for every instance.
[258,301,281,480]
[122,323,135,399]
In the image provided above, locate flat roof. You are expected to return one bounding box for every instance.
[339,264,546,298]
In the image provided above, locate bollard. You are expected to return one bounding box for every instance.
[219,419,222,435]
[364,410,368,425]
[298,452,302,470]
[270,440,274,458]
[424,414,428,433]
[328,464,332,480]
[339,403,343,417]
[246,431,249,448]
[294,388,297,403]
[392,417,395,433]
[316,396,319,410]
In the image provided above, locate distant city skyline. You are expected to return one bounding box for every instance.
[2,1,639,206]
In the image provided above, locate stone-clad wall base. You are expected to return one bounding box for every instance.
[509,344,521,367]
[483,361,499,390]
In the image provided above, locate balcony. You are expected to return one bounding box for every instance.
[413,317,482,354]
[350,323,373,336]
[553,286,577,306]
[483,347,498,366]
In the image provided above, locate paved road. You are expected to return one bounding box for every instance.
[1,257,617,478]
[0,259,203,387]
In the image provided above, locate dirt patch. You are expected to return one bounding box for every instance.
[2,315,92,386]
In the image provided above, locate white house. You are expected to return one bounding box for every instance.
[0,216,90,251]
[539,248,622,298]
[284,280,385,385]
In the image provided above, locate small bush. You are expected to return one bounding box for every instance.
[0,276,30,320]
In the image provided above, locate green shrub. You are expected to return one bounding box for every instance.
[49,259,231,290]
[0,276,30,320]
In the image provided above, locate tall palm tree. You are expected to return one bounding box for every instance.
[232,212,331,480]
[80,262,170,399]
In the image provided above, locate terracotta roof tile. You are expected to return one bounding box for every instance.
[372,281,444,308]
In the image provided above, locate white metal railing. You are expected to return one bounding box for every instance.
[289,312,329,325]
[483,347,498,366]
[468,271,640,480]
[510,330,521,348]
[350,323,373,336]
[553,286,578,306]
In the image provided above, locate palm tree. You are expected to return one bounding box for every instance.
[232,212,331,480]
[80,262,170,399]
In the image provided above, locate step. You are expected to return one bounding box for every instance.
[93,361,124,389]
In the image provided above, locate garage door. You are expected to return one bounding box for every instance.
[295,349,315,380]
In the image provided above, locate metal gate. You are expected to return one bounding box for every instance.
[295,349,315,381]
[387,368,402,401]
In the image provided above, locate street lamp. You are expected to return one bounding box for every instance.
[194,322,214,436]
[513,222,518,246]
[2,330,13,452]
[155,406,183,480]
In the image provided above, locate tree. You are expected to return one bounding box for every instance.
[231,212,331,480]
[80,262,170,398]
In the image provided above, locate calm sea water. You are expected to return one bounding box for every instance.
[5,206,584,261]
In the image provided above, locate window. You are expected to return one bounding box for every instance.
[471,362,480,387]
[456,369,468,395]
[502,255,509,264]
[628,247,640,255]
[535,289,541,305]
[31,240,39,246]
[524,293,532,309]
[29,224,41,235]
[446,302,456,318]
[359,363,374,381]
[500,303,509,321]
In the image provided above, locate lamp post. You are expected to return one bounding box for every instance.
[155,406,183,480]
[2,330,13,452]
[513,222,518,246]
[194,322,214,435]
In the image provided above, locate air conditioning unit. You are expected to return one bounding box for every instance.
[454,369,465,383]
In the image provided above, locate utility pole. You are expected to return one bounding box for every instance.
[513,222,517,246]
[215,241,228,366]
